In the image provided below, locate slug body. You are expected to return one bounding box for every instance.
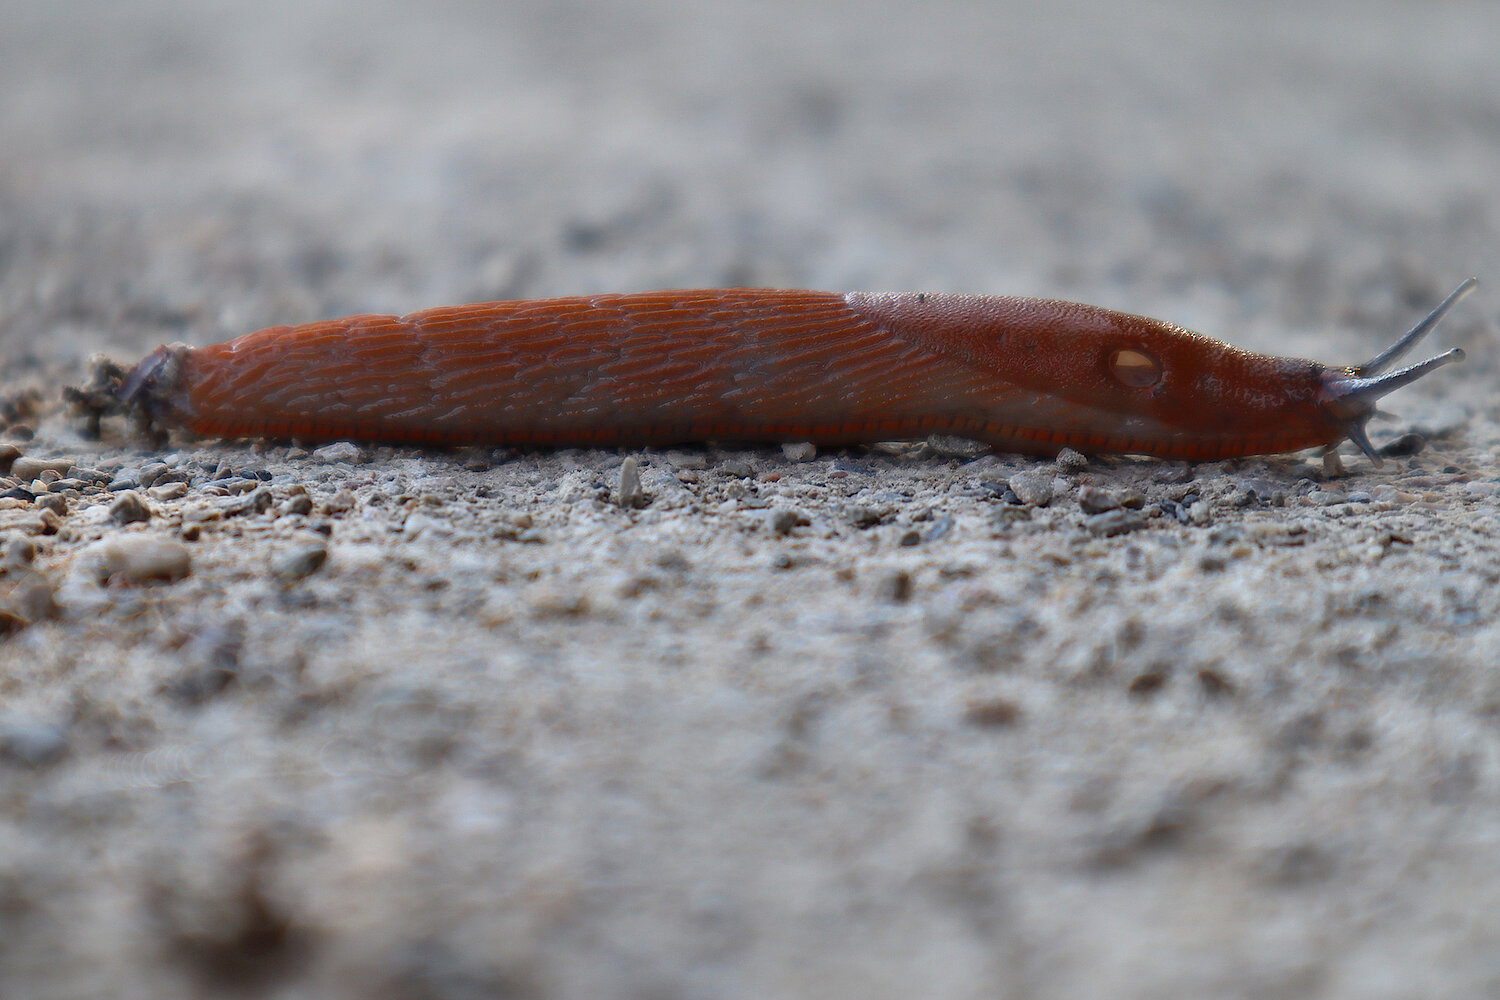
[122,284,1472,462]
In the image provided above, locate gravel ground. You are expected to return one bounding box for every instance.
[2,1,1499,998]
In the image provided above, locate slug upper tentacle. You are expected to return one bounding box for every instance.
[1319,278,1475,464]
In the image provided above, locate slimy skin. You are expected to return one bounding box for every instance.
[120,283,1473,463]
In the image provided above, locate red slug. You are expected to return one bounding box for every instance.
[119,279,1474,464]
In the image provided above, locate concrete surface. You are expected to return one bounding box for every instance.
[1,1,1498,997]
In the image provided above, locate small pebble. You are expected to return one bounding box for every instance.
[899,529,921,547]
[10,457,74,482]
[1378,432,1426,457]
[270,543,329,583]
[1308,490,1348,506]
[221,488,274,517]
[80,536,192,584]
[1055,447,1089,472]
[65,467,111,485]
[1087,510,1147,537]
[923,515,955,542]
[963,697,1022,727]
[771,508,809,535]
[847,505,885,528]
[781,442,817,462]
[0,486,35,503]
[313,441,367,464]
[1077,485,1121,514]
[281,494,314,516]
[34,494,67,516]
[1007,470,1053,507]
[617,456,647,509]
[324,490,356,513]
[148,482,189,501]
[109,491,152,525]
[0,444,20,475]
[718,459,754,478]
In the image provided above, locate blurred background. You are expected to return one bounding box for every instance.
[3,0,1496,369]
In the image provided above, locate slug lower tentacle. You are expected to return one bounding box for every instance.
[117,281,1476,463]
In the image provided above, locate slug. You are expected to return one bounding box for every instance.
[118,279,1475,464]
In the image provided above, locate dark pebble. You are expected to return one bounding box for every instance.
[0,444,19,475]
[1127,670,1168,697]
[0,486,35,502]
[1379,432,1426,457]
[771,508,808,536]
[282,494,315,516]
[718,459,754,478]
[899,529,921,546]
[135,462,169,487]
[65,466,111,485]
[963,697,1022,727]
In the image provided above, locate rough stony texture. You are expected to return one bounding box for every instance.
[1,2,1498,998]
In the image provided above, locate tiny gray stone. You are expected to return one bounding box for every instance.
[108,490,151,524]
[281,493,315,516]
[781,441,817,462]
[34,494,67,516]
[148,482,190,501]
[1308,490,1348,506]
[1055,447,1089,471]
[718,459,754,478]
[136,462,170,488]
[1007,470,1054,506]
[313,441,367,464]
[221,487,274,517]
[270,543,328,582]
[1077,485,1121,514]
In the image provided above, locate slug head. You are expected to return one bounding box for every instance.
[1319,278,1474,465]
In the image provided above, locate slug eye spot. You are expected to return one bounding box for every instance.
[1108,348,1162,389]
